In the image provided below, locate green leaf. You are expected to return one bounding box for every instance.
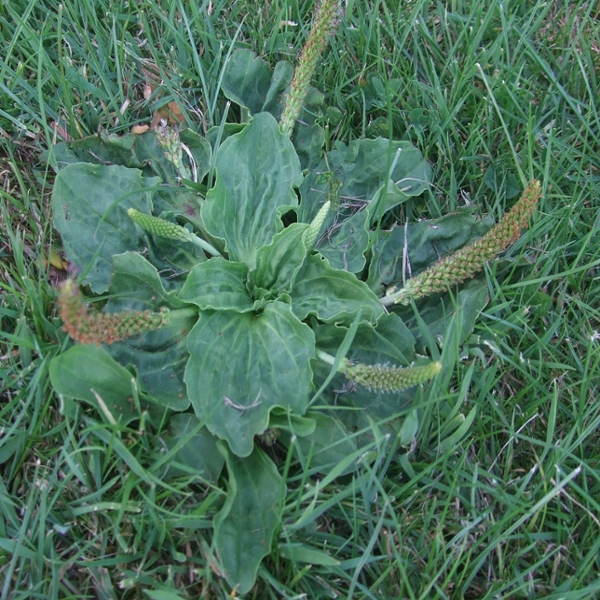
[49,345,166,425]
[160,414,224,483]
[278,543,340,566]
[298,138,431,225]
[51,163,159,293]
[220,49,324,169]
[290,254,385,325]
[367,207,495,295]
[48,129,211,187]
[132,129,210,218]
[106,252,187,311]
[127,128,211,188]
[399,409,419,446]
[49,131,144,171]
[484,165,521,199]
[250,223,309,297]
[214,444,285,594]
[178,258,257,312]
[48,131,209,234]
[221,49,293,117]
[297,138,430,271]
[398,278,490,352]
[133,129,212,225]
[184,302,315,457]
[201,112,303,268]
[266,409,317,438]
[316,209,370,273]
[205,123,247,150]
[292,96,326,171]
[280,412,359,476]
[103,252,194,411]
[263,61,295,115]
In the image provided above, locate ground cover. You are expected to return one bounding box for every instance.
[1,1,599,598]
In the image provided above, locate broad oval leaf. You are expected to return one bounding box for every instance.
[201,112,303,268]
[250,223,309,297]
[298,138,431,225]
[178,258,257,312]
[48,129,211,188]
[184,302,315,457]
[267,409,317,438]
[297,138,430,272]
[214,444,285,594]
[106,252,187,311]
[316,209,370,273]
[104,252,194,411]
[221,49,293,117]
[49,345,167,425]
[51,163,159,293]
[398,277,490,352]
[160,414,224,483]
[49,130,142,171]
[220,49,324,169]
[279,411,359,476]
[290,254,385,325]
[222,49,272,112]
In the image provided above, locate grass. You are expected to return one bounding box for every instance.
[1,0,599,597]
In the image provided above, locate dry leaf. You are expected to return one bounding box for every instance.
[131,124,150,135]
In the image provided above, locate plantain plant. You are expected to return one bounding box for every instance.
[47,0,540,592]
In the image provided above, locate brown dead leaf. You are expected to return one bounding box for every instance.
[131,124,150,135]
[51,121,71,142]
[141,65,186,128]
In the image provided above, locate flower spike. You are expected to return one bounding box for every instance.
[382,180,542,306]
[128,209,222,256]
[304,200,331,250]
[58,280,168,346]
[280,0,341,137]
[316,350,441,393]
[341,359,442,393]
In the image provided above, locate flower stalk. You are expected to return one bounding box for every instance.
[382,180,542,306]
[280,0,340,137]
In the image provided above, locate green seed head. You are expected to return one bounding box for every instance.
[304,200,331,250]
[128,208,191,243]
[341,359,442,393]
[156,126,191,180]
[385,180,542,305]
[280,0,340,137]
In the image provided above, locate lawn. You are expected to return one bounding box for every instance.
[1,0,599,598]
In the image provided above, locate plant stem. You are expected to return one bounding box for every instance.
[316,349,336,365]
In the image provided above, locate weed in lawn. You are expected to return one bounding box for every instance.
[1,0,599,598]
